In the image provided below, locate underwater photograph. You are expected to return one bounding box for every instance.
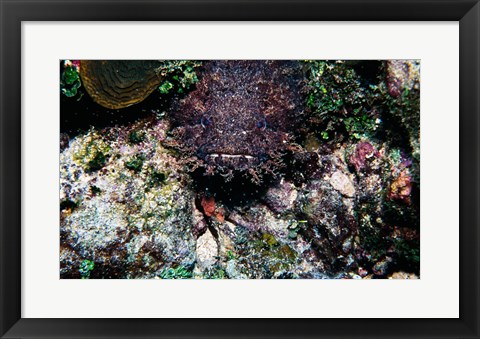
[60,60,420,279]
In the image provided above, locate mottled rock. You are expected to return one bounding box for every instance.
[263,179,298,213]
[358,267,368,277]
[299,179,355,245]
[392,226,419,241]
[62,199,130,258]
[388,169,412,203]
[192,202,207,238]
[60,133,70,152]
[216,226,235,260]
[225,260,246,279]
[388,271,419,279]
[386,60,420,98]
[296,178,357,274]
[373,257,393,276]
[195,228,218,269]
[329,171,355,198]
[60,120,196,279]
[230,204,292,239]
[348,142,380,173]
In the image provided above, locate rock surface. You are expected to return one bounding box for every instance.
[60,119,196,278]
[329,171,356,198]
[195,229,218,269]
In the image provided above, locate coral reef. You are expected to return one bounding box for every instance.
[60,119,195,278]
[60,59,420,279]
[79,60,201,109]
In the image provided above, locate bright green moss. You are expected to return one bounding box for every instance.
[226,250,235,261]
[159,265,193,279]
[79,259,95,279]
[303,60,380,141]
[156,61,201,95]
[203,265,227,279]
[61,64,82,98]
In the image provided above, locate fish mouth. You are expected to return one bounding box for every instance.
[203,153,261,170]
[207,153,255,160]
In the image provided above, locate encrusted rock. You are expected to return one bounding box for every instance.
[329,171,355,198]
[348,142,380,173]
[373,257,393,276]
[195,228,218,269]
[60,120,196,279]
[263,179,298,213]
[299,179,355,244]
[296,179,357,274]
[386,60,420,98]
[388,271,419,279]
[388,169,412,203]
[60,133,70,152]
[192,202,207,238]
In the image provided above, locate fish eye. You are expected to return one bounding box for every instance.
[201,115,212,128]
[256,117,267,130]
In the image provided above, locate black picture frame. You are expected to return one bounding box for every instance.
[1,0,479,338]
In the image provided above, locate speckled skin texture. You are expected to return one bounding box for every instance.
[168,61,304,178]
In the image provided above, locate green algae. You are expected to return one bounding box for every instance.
[304,60,380,142]
[156,61,201,95]
[262,233,279,248]
[304,60,418,147]
[229,226,301,278]
[203,265,227,279]
[128,130,146,145]
[146,170,167,189]
[61,64,82,98]
[79,259,95,279]
[125,154,145,172]
[159,265,193,279]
